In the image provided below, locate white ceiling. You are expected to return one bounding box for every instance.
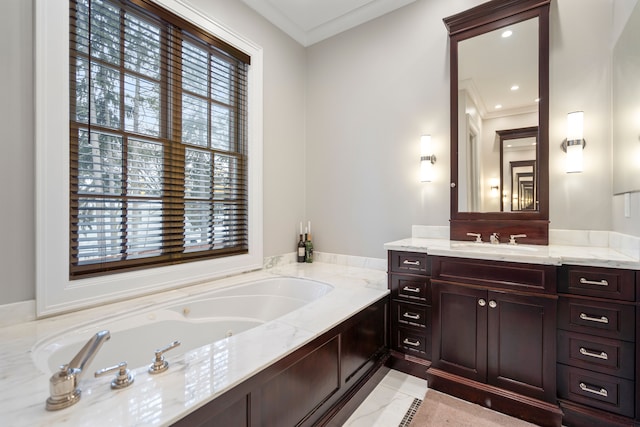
[241,0,417,46]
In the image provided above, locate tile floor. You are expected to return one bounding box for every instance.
[343,369,428,426]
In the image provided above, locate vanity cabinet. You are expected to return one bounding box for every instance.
[556,265,638,426]
[387,251,432,378]
[428,256,561,426]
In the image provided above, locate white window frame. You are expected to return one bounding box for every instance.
[35,0,264,317]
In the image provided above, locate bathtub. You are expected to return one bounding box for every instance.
[32,277,334,374]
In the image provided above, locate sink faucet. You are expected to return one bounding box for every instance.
[490,233,500,244]
[46,330,111,411]
[466,232,482,243]
[509,234,527,245]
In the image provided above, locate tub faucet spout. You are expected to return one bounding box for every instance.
[46,330,111,411]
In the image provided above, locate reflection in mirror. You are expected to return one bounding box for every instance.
[612,0,640,194]
[511,161,535,211]
[498,126,538,212]
[457,17,539,212]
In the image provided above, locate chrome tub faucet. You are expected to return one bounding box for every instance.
[46,330,111,411]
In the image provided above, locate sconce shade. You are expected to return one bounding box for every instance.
[564,111,585,173]
[567,111,584,141]
[420,135,435,182]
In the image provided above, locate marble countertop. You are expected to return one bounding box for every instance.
[0,262,388,427]
[384,237,640,269]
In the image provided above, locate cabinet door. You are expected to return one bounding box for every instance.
[487,291,556,402]
[432,281,487,382]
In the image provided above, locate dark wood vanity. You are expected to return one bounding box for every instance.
[387,250,640,427]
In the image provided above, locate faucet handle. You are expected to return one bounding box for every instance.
[466,232,482,243]
[95,361,134,389]
[509,234,527,245]
[149,340,181,374]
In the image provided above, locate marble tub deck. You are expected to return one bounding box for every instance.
[0,262,388,427]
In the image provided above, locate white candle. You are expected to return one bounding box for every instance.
[299,222,303,235]
[308,220,311,234]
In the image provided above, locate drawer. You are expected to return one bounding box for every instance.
[392,300,429,329]
[559,265,635,301]
[431,256,556,294]
[392,324,431,359]
[557,330,635,379]
[390,274,430,304]
[557,364,635,417]
[557,297,635,341]
[389,251,430,275]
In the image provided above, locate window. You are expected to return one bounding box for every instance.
[36,0,262,316]
[69,0,250,278]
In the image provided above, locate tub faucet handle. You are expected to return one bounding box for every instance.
[149,340,181,374]
[95,361,134,389]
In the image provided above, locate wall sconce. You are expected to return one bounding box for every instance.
[561,111,586,173]
[489,178,500,197]
[420,135,436,182]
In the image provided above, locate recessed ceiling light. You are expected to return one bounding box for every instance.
[511,85,519,91]
[502,30,513,38]
[534,98,540,103]
[495,104,503,109]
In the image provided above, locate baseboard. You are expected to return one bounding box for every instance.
[426,367,563,427]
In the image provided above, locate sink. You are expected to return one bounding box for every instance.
[450,242,540,253]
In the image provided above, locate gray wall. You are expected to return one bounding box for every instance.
[306,0,620,259]
[1,0,636,306]
[1,0,34,304]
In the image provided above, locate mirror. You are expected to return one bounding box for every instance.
[444,0,550,244]
[612,0,640,194]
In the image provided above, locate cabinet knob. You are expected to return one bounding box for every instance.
[489,300,497,308]
[478,299,486,307]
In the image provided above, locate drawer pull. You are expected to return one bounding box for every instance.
[403,338,421,347]
[579,313,609,324]
[403,260,421,266]
[579,382,608,398]
[402,286,421,293]
[580,277,609,287]
[403,312,421,320]
[579,347,608,360]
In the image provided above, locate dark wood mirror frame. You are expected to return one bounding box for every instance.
[444,0,550,245]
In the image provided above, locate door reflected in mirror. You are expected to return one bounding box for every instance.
[456,17,539,213]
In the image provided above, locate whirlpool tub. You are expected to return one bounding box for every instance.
[33,277,334,374]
